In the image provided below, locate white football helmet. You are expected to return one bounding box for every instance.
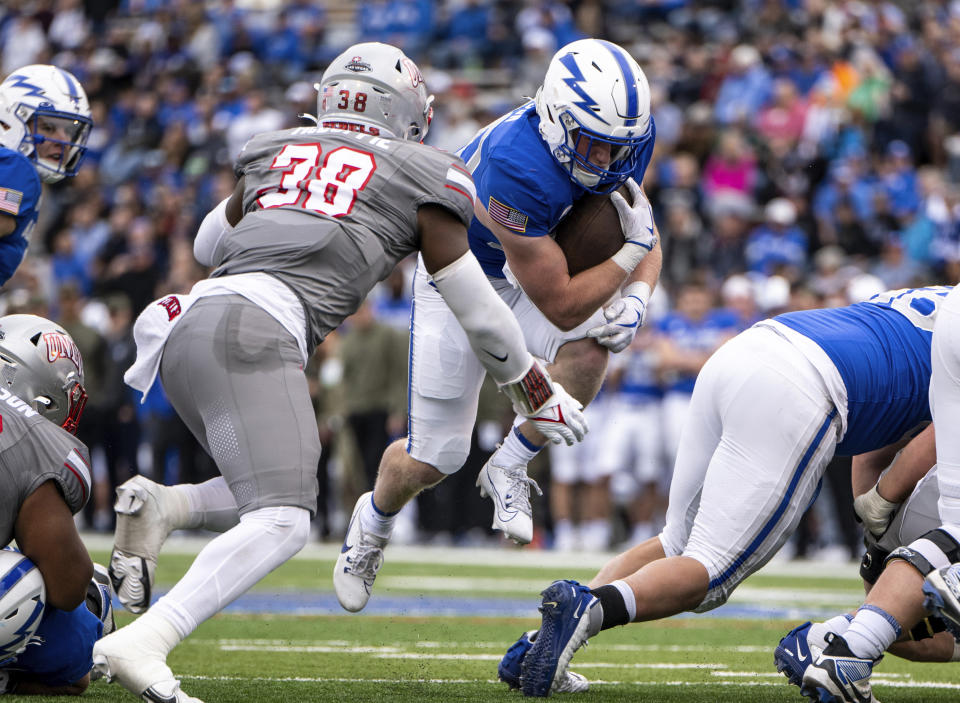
[0,549,45,664]
[0,64,92,183]
[316,42,432,141]
[0,315,87,434]
[535,39,653,193]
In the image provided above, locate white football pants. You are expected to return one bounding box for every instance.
[659,325,840,611]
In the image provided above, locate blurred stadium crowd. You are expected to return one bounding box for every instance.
[2,0,958,556]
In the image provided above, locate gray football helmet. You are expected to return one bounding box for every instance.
[316,42,433,141]
[0,315,87,434]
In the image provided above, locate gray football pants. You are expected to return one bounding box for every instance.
[159,294,320,517]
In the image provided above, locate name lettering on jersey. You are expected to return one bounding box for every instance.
[0,389,37,418]
[42,332,82,375]
[321,120,381,136]
[157,295,182,322]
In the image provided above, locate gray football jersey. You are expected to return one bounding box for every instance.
[212,126,476,348]
[0,390,91,547]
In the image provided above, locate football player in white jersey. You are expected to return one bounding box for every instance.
[92,43,587,703]
[511,286,951,697]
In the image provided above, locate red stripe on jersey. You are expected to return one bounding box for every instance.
[450,163,472,177]
[63,462,88,503]
[444,184,474,203]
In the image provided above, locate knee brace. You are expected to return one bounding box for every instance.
[884,528,960,577]
[860,542,890,585]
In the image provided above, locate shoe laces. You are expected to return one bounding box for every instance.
[499,466,542,515]
[346,545,384,582]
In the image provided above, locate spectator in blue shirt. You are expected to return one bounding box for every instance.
[745,198,808,276]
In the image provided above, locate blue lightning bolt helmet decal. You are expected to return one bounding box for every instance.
[558,52,609,125]
[5,75,45,99]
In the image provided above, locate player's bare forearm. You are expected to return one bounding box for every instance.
[854,423,935,502]
[478,199,629,330]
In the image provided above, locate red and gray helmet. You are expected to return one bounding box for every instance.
[316,42,433,142]
[0,315,87,434]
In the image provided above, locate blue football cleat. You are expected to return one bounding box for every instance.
[520,580,600,697]
[775,621,818,690]
[922,564,960,640]
[498,630,588,693]
[800,633,880,703]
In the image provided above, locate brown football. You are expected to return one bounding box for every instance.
[553,184,629,275]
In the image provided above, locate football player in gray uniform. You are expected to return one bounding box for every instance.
[0,314,115,695]
[93,43,587,703]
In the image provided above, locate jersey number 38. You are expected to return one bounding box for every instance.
[257,143,376,218]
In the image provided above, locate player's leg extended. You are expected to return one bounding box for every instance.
[479,280,609,543]
[95,297,317,703]
[335,265,485,611]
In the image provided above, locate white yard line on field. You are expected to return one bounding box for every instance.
[176,674,960,690]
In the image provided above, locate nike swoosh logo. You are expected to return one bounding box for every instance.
[341,542,353,554]
[483,349,508,362]
[543,601,559,608]
[142,686,178,703]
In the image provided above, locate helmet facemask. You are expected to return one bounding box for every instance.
[17,107,92,183]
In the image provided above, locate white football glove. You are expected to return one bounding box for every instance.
[854,483,901,538]
[587,281,651,353]
[500,362,588,446]
[611,178,656,272]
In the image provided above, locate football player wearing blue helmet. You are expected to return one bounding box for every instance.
[331,39,661,618]
[0,64,92,285]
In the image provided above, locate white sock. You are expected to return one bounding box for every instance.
[494,425,542,468]
[362,493,397,540]
[843,605,901,660]
[175,477,239,532]
[809,613,853,649]
[123,609,183,659]
[611,579,637,622]
[150,506,310,639]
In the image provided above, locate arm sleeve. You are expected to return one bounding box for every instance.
[193,198,232,266]
[430,251,534,385]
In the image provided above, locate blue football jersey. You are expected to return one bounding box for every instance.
[774,286,949,456]
[0,148,40,286]
[4,603,102,686]
[457,102,656,278]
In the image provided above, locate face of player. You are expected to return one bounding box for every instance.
[573,130,612,169]
[33,115,82,163]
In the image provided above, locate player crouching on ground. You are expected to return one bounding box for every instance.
[0,315,114,695]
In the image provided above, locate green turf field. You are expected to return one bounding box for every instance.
[13,542,957,702]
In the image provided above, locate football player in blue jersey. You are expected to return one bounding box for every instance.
[0,64,92,286]
[0,315,113,696]
[509,286,956,697]
[333,38,662,625]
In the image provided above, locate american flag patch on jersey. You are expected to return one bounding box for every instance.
[0,188,23,216]
[488,196,528,233]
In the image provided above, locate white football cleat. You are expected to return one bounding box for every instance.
[93,625,203,703]
[476,459,541,545]
[334,492,388,612]
[110,476,189,614]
